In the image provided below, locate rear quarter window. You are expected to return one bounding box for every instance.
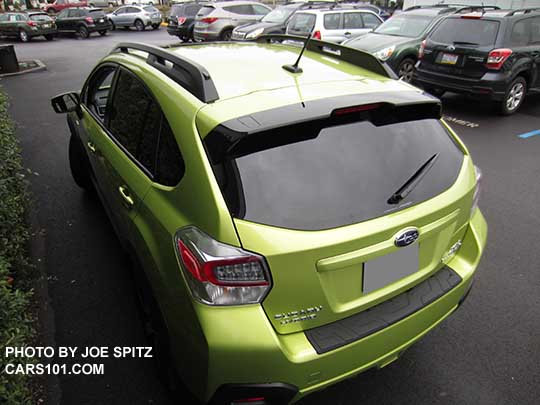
[288,13,316,33]
[197,6,214,17]
[429,18,500,46]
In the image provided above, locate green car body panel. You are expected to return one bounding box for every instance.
[58,41,487,403]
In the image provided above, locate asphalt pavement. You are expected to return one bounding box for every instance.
[1,30,540,405]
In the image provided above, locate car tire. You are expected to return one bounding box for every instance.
[500,76,526,115]
[78,25,90,39]
[19,29,30,42]
[110,21,116,30]
[220,28,232,41]
[99,30,107,36]
[44,34,54,41]
[151,23,159,30]
[397,58,415,83]
[68,134,94,193]
[134,19,145,31]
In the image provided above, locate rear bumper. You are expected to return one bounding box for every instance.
[413,63,510,101]
[29,28,57,37]
[193,28,221,41]
[186,209,487,403]
[87,23,112,33]
[167,25,190,37]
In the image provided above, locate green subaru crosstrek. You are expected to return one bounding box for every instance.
[51,37,487,404]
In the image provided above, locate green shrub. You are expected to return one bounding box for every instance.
[0,88,35,404]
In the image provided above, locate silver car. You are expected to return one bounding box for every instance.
[194,1,271,41]
[107,5,162,31]
[286,7,383,44]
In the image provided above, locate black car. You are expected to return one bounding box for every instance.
[231,1,331,41]
[414,8,540,115]
[167,1,207,41]
[0,11,57,42]
[55,7,112,39]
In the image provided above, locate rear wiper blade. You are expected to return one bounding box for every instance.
[387,153,439,205]
[452,41,479,46]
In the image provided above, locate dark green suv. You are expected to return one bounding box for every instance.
[343,5,498,82]
[0,11,56,42]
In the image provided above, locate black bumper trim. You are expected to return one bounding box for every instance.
[305,266,462,355]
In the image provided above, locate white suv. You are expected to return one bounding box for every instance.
[286,7,382,43]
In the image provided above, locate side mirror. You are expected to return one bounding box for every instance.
[51,92,80,114]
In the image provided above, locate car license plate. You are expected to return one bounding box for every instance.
[440,53,459,65]
[363,244,419,294]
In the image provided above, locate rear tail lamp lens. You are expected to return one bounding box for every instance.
[312,30,321,40]
[175,227,271,305]
[201,17,218,24]
[27,21,37,27]
[177,16,187,25]
[486,48,512,70]
[85,16,94,24]
[471,165,482,216]
[419,39,426,59]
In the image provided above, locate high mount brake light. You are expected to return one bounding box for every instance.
[333,103,382,116]
[177,16,186,25]
[461,14,482,19]
[486,48,512,70]
[175,227,271,305]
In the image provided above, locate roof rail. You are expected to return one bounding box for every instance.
[111,42,219,103]
[256,34,393,78]
[455,5,500,13]
[505,7,540,16]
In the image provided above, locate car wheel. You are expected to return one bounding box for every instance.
[68,134,94,193]
[151,23,159,30]
[98,30,107,36]
[500,76,526,115]
[19,29,30,42]
[397,58,415,83]
[110,21,116,31]
[134,19,145,31]
[44,34,54,41]
[47,8,56,15]
[179,35,189,42]
[78,25,89,39]
[220,28,232,41]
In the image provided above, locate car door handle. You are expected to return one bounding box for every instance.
[118,186,134,208]
[87,142,97,153]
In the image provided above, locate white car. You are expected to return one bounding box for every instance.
[124,0,156,5]
[286,6,383,43]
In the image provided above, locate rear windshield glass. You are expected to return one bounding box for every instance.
[143,6,158,12]
[429,18,499,46]
[89,10,106,17]
[30,13,52,21]
[288,13,316,33]
[197,6,215,17]
[204,119,464,231]
[374,14,434,38]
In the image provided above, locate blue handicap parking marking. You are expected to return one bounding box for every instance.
[518,129,540,139]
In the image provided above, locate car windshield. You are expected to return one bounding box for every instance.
[374,14,434,37]
[30,13,52,21]
[262,6,294,23]
[429,18,500,46]
[143,6,158,12]
[204,116,463,231]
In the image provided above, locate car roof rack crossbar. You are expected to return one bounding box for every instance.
[256,35,392,78]
[112,42,219,103]
[505,7,540,16]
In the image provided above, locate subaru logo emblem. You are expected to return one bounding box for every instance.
[447,45,456,52]
[394,228,419,247]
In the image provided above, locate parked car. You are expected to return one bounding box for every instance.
[124,0,156,5]
[193,0,272,41]
[414,8,540,115]
[88,0,120,7]
[55,7,112,38]
[167,1,207,40]
[286,6,383,43]
[344,2,392,20]
[43,0,88,15]
[51,37,486,404]
[232,1,331,41]
[108,5,162,31]
[0,11,56,42]
[342,5,496,82]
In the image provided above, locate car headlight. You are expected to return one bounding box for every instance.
[374,45,395,62]
[245,27,265,39]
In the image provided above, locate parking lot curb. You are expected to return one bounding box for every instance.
[0,60,46,78]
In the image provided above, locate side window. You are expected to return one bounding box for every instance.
[324,13,340,30]
[0,14,8,22]
[128,7,141,13]
[84,66,116,121]
[57,9,69,18]
[529,17,540,44]
[155,119,185,186]
[510,19,530,46]
[343,13,364,29]
[362,13,381,29]
[252,5,270,15]
[224,5,253,15]
[16,14,26,22]
[8,15,17,22]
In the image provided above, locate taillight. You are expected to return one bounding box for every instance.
[177,16,186,25]
[85,16,94,24]
[333,103,382,116]
[312,30,321,40]
[460,14,482,19]
[201,17,218,24]
[486,48,512,70]
[419,39,426,59]
[27,21,37,27]
[471,165,482,216]
[175,227,271,305]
